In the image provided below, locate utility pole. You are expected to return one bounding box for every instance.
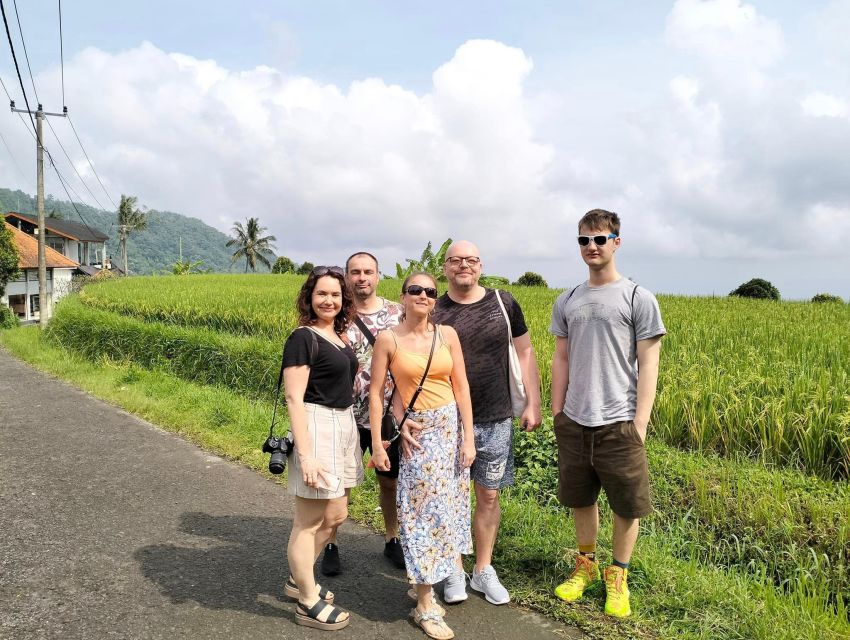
[11,102,67,328]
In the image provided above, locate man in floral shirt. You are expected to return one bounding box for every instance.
[319,252,405,576]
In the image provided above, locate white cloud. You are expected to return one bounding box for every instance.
[801,92,849,119]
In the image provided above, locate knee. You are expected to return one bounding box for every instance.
[324,506,349,530]
[475,487,500,510]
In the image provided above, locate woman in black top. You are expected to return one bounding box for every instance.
[282,266,362,631]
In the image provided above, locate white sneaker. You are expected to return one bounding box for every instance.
[470,565,510,605]
[442,567,468,603]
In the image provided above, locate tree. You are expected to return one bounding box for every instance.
[395,238,452,281]
[811,293,844,304]
[0,223,20,297]
[514,271,548,287]
[729,278,780,301]
[226,217,277,273]
[117,194,147,275]
[271,256,296,274]
[296,261,314,275]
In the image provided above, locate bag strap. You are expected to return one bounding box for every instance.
[353,315,376,346]
[494,289,512,344]
[269,327,317,439]
[401,325,438,420]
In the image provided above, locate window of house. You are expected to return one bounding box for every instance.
[48,239,64,253]
[30,294,39,314]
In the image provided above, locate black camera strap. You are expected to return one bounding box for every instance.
[269,327,318,439]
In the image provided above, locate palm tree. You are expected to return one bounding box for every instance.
[226,217,277,272]
[116,194,147,275]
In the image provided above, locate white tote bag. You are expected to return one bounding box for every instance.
[494,290,527,418]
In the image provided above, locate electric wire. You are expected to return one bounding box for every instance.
[45,150,102,241]
[10,0,39,104]
[0,0,36,135]
[67,115,116,208]
[45,117,107,210]
[0,127,27,182]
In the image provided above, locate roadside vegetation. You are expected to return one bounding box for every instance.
[1,273,848,639]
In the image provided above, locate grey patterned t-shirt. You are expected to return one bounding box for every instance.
[346,298,404,429]
[549,278,666,427]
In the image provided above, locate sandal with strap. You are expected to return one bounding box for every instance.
[284,576,334,604]
[407,587,445,617]
[296,599,350,630]
[410,607,455,640]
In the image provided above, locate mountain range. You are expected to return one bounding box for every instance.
[0,187,264,274]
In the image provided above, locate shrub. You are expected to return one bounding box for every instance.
[296,261,314,275]
[479,275,510,287]
[271,256,296,274]
[514,271,548,287]
[729,278,780,300]
[812,293,844,304]
[0,306,19,329]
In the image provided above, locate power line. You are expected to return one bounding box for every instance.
[45,150,103,240]
[10,0,38,104]
[67,115,116,209]
[0,0,36,135]
[57,0,64,106]
[0,127,27,182]
[45,117,107,210]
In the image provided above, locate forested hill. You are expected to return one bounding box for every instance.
[0,187,258,274]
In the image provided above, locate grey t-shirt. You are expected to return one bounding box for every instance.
[549,278,666,427]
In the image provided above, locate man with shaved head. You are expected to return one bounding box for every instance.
[430,240,542,605]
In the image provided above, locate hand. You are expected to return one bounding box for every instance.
[633,417,648,443]
[399,416,425,459]
[370,448,391,472]
[300,456,323,488]
[459,439,476,469]
[519,405,543,432]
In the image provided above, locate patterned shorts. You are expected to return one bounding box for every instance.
[470,417,514,490]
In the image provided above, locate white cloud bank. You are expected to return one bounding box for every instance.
[2,1,850,297]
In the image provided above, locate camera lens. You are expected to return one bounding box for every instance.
[268,449,286,474]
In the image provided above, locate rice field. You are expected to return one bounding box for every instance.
[75,273,850,479]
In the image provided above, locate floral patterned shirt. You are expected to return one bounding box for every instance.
[346,298,404,429]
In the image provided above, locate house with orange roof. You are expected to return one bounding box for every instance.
[1,222,79,322]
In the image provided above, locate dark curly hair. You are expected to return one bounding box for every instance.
[296,269,354,335]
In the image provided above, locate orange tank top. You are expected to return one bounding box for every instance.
[389,326,454,410]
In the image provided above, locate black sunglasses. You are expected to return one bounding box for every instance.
[312,265,344,276]
[404,285,438,299]
[577,234,618,247]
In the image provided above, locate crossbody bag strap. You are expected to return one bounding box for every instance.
[354,314,396,415]
[269,327,317,439]
[494,289,512,344]
[402,325,438,418]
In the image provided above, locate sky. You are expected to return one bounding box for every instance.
[1,0,849,299]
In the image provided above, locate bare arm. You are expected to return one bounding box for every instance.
[634,336,662,441]
[513,331,542,431]
[551,336,570,415]
[283,364,324,487]
[444,325,476,468]
[367,332,394,470]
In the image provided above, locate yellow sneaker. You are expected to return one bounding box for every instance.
[554,554,600,602]
[603,565,631,618]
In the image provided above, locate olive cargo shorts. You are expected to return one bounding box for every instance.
[553,412,652,519]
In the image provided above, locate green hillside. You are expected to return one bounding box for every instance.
[0,187,263,274]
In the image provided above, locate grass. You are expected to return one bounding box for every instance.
[2,325,847,639]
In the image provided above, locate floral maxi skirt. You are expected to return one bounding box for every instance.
[397,402,472,585]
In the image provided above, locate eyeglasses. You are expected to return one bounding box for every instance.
[404,285,439,299]
[577,234,618,247]
[445,256,481,267]
[312,265,344,276]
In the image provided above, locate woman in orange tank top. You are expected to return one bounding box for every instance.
[369,272,475,640]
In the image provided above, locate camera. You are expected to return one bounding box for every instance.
[262,435,293,474]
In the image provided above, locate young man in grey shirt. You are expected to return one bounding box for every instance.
[549,209,665,618]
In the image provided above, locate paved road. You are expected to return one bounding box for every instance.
[0,349,581,640]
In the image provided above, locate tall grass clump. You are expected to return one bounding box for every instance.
[47,296,281,399]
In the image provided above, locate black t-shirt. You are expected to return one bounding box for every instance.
[282,327,358,409]
[432,289,528,422]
